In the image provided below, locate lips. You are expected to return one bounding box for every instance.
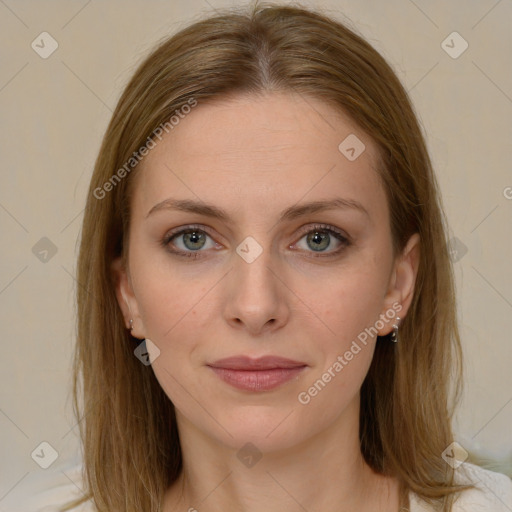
[208,355,307,370]
[207,356,307,391]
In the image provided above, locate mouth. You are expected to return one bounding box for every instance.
[207,355,307,392]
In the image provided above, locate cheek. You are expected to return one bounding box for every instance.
[291,270,385,425]
[130,242,212,341]
[291,256,390,406]
[300,258,389,348]
[131,263,208,412]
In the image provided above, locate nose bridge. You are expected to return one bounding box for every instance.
[233,234,280,299]
[224,233,289,333]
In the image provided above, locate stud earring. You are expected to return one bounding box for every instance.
[390,316,401,343]
[129,319,134,331]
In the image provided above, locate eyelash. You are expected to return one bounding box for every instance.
[162,223,351,260]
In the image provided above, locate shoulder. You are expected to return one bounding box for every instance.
[409,463,512,511]
[452,463,512,510]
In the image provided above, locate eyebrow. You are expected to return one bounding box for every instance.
[146,197,369,222]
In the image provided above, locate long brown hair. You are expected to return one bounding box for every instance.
[64,2,474,510]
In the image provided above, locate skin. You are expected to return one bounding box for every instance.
[112,91,420,512]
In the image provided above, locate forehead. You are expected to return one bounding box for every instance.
[133,92,386,221]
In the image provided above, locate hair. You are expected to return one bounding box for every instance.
[64,2,475,511]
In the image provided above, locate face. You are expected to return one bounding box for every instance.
[113,92,419,452]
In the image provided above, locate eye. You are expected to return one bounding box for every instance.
[293,224,350,257]
[162,223,351,260]
[162,225,219,258]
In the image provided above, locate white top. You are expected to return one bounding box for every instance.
[408,462,512,511]
[14,456,512,512]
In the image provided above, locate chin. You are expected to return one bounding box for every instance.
[206,410,309,454]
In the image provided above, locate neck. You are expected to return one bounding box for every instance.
[164,398,400,512]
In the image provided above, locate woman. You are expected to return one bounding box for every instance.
[61,2,512,511]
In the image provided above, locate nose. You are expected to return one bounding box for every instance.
[223,243,290,336]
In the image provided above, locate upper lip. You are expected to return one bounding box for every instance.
[208,356,307,370]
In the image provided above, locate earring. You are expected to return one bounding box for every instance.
[129,319,134,331]
[390,316,401,343]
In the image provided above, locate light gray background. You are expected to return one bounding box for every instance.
[1,0,511,507]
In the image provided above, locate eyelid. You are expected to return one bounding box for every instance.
[165,223,214,238]
[294,223,350,243]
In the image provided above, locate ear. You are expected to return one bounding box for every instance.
[377,233,421,336]
[111,256,145,339]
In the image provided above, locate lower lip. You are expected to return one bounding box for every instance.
[208,366,306,391]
